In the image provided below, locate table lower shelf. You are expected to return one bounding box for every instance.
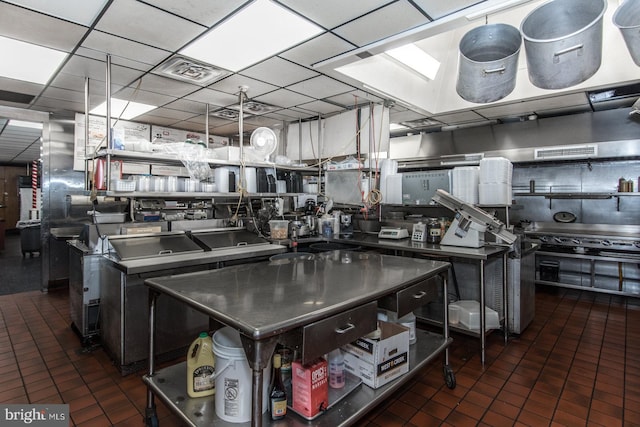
[415,303,502,338]
[143,330,452,427]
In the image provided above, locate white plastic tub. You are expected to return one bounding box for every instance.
[449,300,500,331]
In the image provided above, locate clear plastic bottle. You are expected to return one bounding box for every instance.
[328,348,345,389]
[186,332,215,398]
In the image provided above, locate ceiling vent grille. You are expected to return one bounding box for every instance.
[534,144,598,160]
[155,56,230,85]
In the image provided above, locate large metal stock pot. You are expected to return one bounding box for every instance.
[521,0,607,89]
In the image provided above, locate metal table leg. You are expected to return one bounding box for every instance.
[145,290,159,427]
[239,334,279,427]
[503,252,509,344]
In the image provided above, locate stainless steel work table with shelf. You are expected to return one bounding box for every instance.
[324,233,510,366]
[142,251,452,427]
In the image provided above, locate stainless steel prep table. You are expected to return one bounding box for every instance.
[143,251,452,427]
[100,232,287,374]
[323,233,510,365]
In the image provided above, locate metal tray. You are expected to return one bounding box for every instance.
[287,371,362,421]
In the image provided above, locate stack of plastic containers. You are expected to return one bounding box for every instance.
[478,157,512,205]
[452,166,479,204]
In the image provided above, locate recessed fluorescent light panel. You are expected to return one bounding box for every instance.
[8,120,43,130]
[0,36,67,85]
[90,98,157,120]
[180,0,323,72]
[385,44,440,81]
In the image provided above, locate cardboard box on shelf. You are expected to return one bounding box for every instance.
[291,358,328,419]
[342,321,409,389]
[121,162,150,175]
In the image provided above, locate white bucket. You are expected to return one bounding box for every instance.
[212,327,271,423]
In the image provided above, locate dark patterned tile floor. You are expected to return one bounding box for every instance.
[0,263,638,425]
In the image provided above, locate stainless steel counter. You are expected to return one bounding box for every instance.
[103,243,287,275]
[325,233,508,260]
[145,252,449,340]
[143,252,451,427]
[324,232,510,364]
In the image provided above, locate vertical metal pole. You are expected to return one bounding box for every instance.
[145,290,158,422]
[442,271,449,367]
[105,54,112,190]
[298,118,302,164]
[84,77,90,190]
[479,259,486,367]
[251,370,263,427]
[317,116,321,191]
[238,87,245,191]
[205,103,210,148]
[503,252,509,344]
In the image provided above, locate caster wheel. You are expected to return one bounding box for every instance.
[444,365,456,389]
[145,407,159,427]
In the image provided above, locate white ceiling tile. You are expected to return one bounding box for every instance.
[81,30,171,66]
[0,2,88,51]
[111,87,177,108]
[208,75,278,98]
[163,99,207,115]
[325,90,384,107]
[39,87,84,103]
[143,107,198,121]
[149,0,250,27]
[411,0,484,19]
[95,0,206,51]
[280,33,356,67]
[278,0,394,29]
[332,1,430,47]
[48,73,126,106]
[75,47,156,73]
[3,0,108,26]
[253,89,315,109]
[137,75,200,98]
[296,100,344,115]
[0,77,44,96]
[287,76,354,100]
[131,113,181,127]
[240,57,319,88]
[31,96,85,113]
[184,88,238,107]
[57,55,146,87]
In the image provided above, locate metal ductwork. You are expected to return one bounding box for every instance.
[391,107,640,169]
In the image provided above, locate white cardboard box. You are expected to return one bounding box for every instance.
[342,321,409,389]
[121,162,150,175]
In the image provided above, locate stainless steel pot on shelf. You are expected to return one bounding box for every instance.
[521,0,607,89]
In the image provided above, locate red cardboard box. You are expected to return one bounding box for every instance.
[291,358,328,419]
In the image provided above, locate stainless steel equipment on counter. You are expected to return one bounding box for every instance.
[525,222,640,295]
[402,170,451,206]
[99,227,287,374]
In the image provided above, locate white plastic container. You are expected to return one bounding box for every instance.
[212,327,270,423]
[214,167,230,193]
[449,300,500,331]
[328,348,345,389]
[186,332,215,398]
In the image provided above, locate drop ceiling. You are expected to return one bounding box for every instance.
[0,0,638,165]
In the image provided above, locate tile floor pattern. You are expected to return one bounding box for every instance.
[0,286,639,426]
